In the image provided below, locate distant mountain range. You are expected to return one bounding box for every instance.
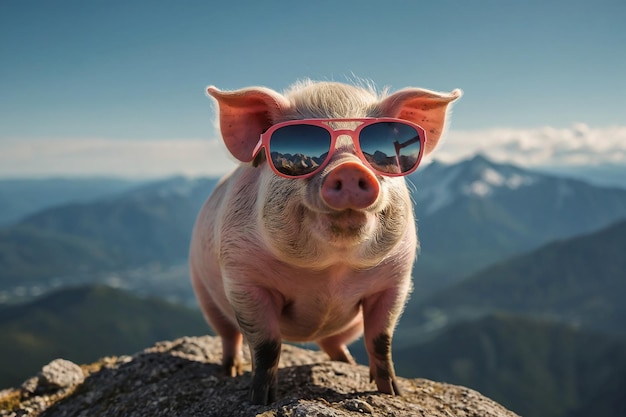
[20,175,218,264]
[0,285,209,390]
[0,176,218,287]
[538,162,626,189]
[393,313,626,417]
[409,155,626,296]
[0,177,143,226]
[1,155,625,302]
[1,159,625,416]
[405,218,626,338]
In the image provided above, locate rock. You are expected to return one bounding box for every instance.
[21,359,85,395]
[0,336,519,417]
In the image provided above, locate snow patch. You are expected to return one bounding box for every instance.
[463,168,537,197]
[465,181,492,197]
[482,168,505,186]
[555,180,574,209]
[419,165,462,215]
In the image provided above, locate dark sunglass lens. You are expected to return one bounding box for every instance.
[269,124,331,176]
[359,122,422,174]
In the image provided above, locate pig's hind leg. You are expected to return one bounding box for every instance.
[317,318,363,364]
[191,272,244,377]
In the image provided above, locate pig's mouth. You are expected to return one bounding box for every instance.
[321,209,374,244]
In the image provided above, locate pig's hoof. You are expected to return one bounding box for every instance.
[371,371,402,396]
[249,382,277,405]
[378,377,402,396]
[221,356,244,377]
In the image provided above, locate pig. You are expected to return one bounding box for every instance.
[190,79,461,404]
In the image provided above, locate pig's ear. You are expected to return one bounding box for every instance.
[378,88,462,155]
[207,86,290,162]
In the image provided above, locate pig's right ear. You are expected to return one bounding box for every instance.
[377,88,462,156]
[207,86,291,162]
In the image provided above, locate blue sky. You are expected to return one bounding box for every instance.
[1,0,625,179]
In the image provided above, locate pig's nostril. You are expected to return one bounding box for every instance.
[321,162,380,210]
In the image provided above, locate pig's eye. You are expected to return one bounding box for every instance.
[268,125,332,177]
[359,122,422,175]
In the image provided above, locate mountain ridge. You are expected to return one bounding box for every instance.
[0,285,208,389]
[409,218,626,338]
[393,312,626,417]
[410,155,626,295]
[0,177,218,288]
[2,155,625,302]
[0,177,143,226]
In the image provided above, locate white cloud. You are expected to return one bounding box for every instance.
[431,124,626,169]
[0,137,238,178]
[1,124,625,179]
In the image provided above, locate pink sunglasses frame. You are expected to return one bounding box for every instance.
[252,117,428,179]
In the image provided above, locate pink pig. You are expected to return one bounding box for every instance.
[190,80,461,404]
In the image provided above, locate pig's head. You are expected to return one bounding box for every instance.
[207,80,461,269]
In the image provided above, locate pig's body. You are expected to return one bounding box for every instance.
[190,80,461,404]
[190,164,416,342]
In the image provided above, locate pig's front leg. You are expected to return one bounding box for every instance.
[230,285,283,405]
[362,285,409,396]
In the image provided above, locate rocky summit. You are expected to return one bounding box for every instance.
[0,336,519,417]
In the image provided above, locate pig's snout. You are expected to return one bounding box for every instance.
[321,162,380,210]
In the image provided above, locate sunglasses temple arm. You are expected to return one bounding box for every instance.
[251,137,264,159]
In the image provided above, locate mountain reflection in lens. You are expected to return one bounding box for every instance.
[269,124,331,177]
[359,122,421,174]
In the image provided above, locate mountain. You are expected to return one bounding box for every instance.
[0,176,218,288]
[0,284,209,389]
[390,313,626,417]
[3,156,626,301]
[19,176,218,264]
[538,162,626,190]
[409,155,626,296]
[0,225,119,287]
[0,177,142,226]
[408,219,626,338]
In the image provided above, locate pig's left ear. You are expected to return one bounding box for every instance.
[378,88,462,155]
[207,86,291,162]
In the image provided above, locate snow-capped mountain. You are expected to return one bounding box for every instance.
[407,154,626,297]
[410,154,542,215]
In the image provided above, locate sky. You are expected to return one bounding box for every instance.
[1,0,625,182]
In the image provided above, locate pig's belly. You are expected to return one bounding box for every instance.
[277,297,363,342]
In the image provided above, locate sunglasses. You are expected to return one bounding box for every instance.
[252,118,427,179]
